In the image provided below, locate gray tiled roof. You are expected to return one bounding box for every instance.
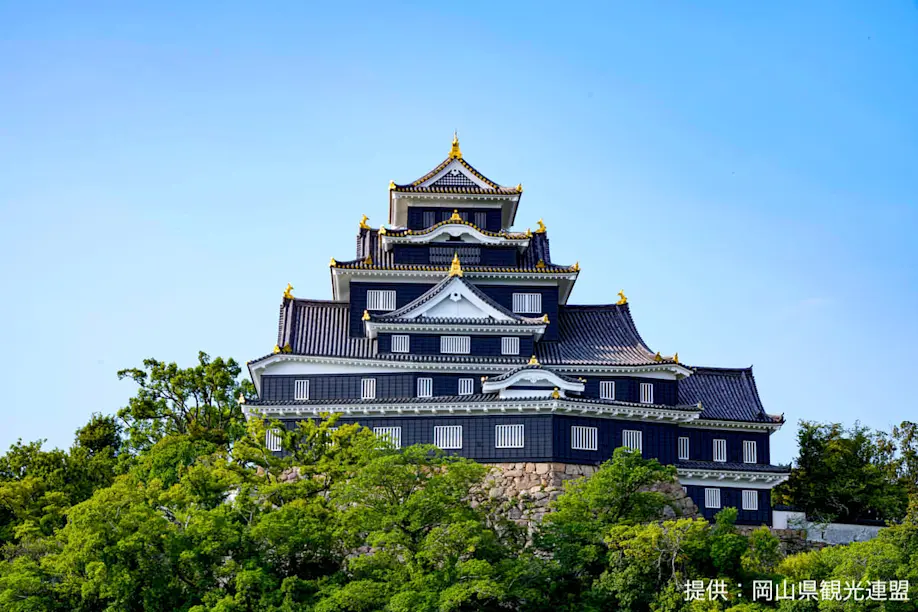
[371,275,544,324]
[678,367,780,423]
[677,460,791,474]
[535,304,659,366]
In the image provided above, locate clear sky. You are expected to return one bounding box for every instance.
[1,2,916,463]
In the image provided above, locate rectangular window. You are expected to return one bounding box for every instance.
[361,378,376,400]
[599,380,616,400]
[434,425,462,449]
[430,246,481,264]
[366,289,396,311]
[423,211,436,227]
[458,378,474,395]
[742,490,758,511]
[622,429,643,452]
[459,211,469,221]
[678,436,690,460]
[705,488,721,509]
[681,485,688,494]
[640,382,654,404]
[294,379,309,401]
[391,334,410,353]
[373,426,401,448]
[512,292,542,313]
[417,377,433,398]
[501,337,520,355]
[571,426,598,451]
[266,429,282,452]
[495,424,524,448]
[713,439,727,462]
[440,336,471,354]
[743,441,757,464]
[474,212,487,228]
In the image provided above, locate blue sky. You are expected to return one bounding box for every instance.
[1,2,916,463]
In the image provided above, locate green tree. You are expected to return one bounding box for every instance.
[117,351,253,452]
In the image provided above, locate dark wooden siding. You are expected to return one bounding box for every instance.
[407,207,502,232]
[675,428,771,464]
[476,285,560,341]
[349,282,435,336]
[580,377,678,406]
[552,415,679,464]
[684,485,772,526]
[262,373,487,400]
[377,333,533,357]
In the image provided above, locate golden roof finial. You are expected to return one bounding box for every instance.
[654,352,663,362]
[238,393,246,405]
[362,309,370,321]
[449,209,462,222]
[448,252,463,277]
[572,261,580,272]
[273,344,281,354]
[359,214,370,229]
[283,283,294,300]
[329,257,337,267]
[281,343,292,354]
[616,290,628,305]
[364,254,373,265]
[388,180,396,190]
[535,219,547,234]
[542,314,550,324]
[528,354,540,366]
[516,183,523,193]
[449,130,462,159]
[525,228,532,238]
[535,258,546,269]
[551,387,560,399]
[673,352,679,363]
[379,226,387,235]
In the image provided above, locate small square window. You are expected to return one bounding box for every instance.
[434,425,462,449]
[742,490,758,511]
[622,429,642,452]
[571,426,598,451]
[423,211,436,227]
[366,289,396,311]
[512,293,542,314]
[495,424,524,448]
[713,439,727,462]
[474,212,487,228]
[294,379,309,401]
[743,440,757,464]
[458,378,474,395]
[417,377,433,398]
[361,378,376,400]
[599,380,615,400]
[705,488,721,509]
[441,336,471,354]
[391,335,410,353]
[640,382,654,404]
[678,436,690,460]
[373,426,401,448]
[266,428,283,452]
[501,337,520,355]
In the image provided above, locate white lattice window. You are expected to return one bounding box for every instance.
[266,429,282,452]
[681,485,687,494]
[742,490,758,511]
[391,334,410,353]
[640,382,654,404]
[294,379,309,401]
[373,426,401,448]
[501,337,520,355]
[366,289,396,311]
[512,293,542,314]
[417,377,433,398]
[599,381,615,400]
[474,212,487,228]
[622,429,643,452]
[458,378,474,395]
[678,436,690,460]
[743,441,757,464]
[495,424,524,448]
[423,211,436,227]
[434,425,462,449]
[713,439,727,462]
[361,378,376,400]
[705,488,721,509]
[440,336,470,354]
[571,426,598,451]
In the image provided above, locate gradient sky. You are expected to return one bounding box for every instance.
[1,2,916,463]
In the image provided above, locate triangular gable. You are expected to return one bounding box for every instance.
[417,159,495,190]
[482,363,585,398]
[381,275,518,322]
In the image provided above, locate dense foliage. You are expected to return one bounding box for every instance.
[1,353,917,611]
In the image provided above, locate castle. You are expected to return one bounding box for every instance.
[244,134,790,525]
